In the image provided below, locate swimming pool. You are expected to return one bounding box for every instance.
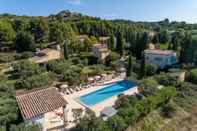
[79,80,137,106]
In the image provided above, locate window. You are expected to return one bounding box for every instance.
[171,56,176,63]
[155,57,163,62]
[146,56,149,60]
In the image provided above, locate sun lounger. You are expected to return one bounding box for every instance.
[73,88,78,91]
[84,85,88,88]
[76,87,80,91]
[79,86,82,90]
[69,88,73,93]
[66,89,70,95]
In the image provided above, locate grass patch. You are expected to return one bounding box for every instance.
[160,43,169,50]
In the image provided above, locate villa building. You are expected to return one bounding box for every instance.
[92,43,109,61]
[99,36,110,44]
[16,88,68,131]
[144,49,177,69]
[30,48,62,64]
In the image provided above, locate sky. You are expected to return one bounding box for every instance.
[0,0,197,23]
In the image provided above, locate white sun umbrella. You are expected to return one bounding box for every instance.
[94,76,101,80]
[88,77,94,81]
[95,76,101,79]
[60,84,68,89]
[112,71,116,74]
[120,67,126,72]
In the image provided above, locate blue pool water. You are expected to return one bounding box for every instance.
[80,80,137,106]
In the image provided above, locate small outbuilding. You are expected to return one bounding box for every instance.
[101,107,118,121]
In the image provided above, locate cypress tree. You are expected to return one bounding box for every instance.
[108,34,115,51]
[64,39,69,59]
[127,52,133,77]
[140,51,146,78]
[116,32,124,56]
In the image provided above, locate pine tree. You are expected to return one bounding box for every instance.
[15,31,35,52]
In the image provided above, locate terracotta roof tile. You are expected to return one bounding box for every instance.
[16,88,67,120]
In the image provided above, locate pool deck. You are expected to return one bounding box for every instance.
[91,86,138,116]
[62,76,138,129]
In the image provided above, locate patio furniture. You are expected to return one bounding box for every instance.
[66,89,71,95]
[68,88,73,93]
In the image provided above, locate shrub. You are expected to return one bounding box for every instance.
[186,69,197,84]
[47,59,72,74]
[105,52,120,66]
[15,31,36,52]
[118,86,176,127]
[62,65,82,85]
[0,83,18,126]
[115,94,139,109]
[108,116,127,131]
[139,79,159,96]
[156,73,178,86]
[80,52,98,65]
[13,60,44,79]
[0,53,15,63]
[74,86,177,131]
[62,69,81,86]
[161,101,176,118]
[145,64,157,76]
[10,123,42,131]
[15,72,54,90]
[15,51,33,60]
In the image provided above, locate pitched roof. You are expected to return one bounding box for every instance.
[144,49,176,56]
[93,43,108,49]
[99,36,110,41]
[16,88,67,120]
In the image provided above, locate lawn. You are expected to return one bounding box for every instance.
[160,43,169,50]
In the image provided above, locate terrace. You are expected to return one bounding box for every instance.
[30,48,62,64]
[57,71,139,129]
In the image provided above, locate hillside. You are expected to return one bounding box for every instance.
[0,10,197,131]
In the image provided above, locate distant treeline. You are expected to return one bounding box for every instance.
[0,10,197,63]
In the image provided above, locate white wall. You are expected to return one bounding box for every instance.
[145,53,177,69]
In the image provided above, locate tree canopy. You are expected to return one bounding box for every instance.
[0,19,16,43]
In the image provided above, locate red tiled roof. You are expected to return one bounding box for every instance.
[16,88,67,120]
